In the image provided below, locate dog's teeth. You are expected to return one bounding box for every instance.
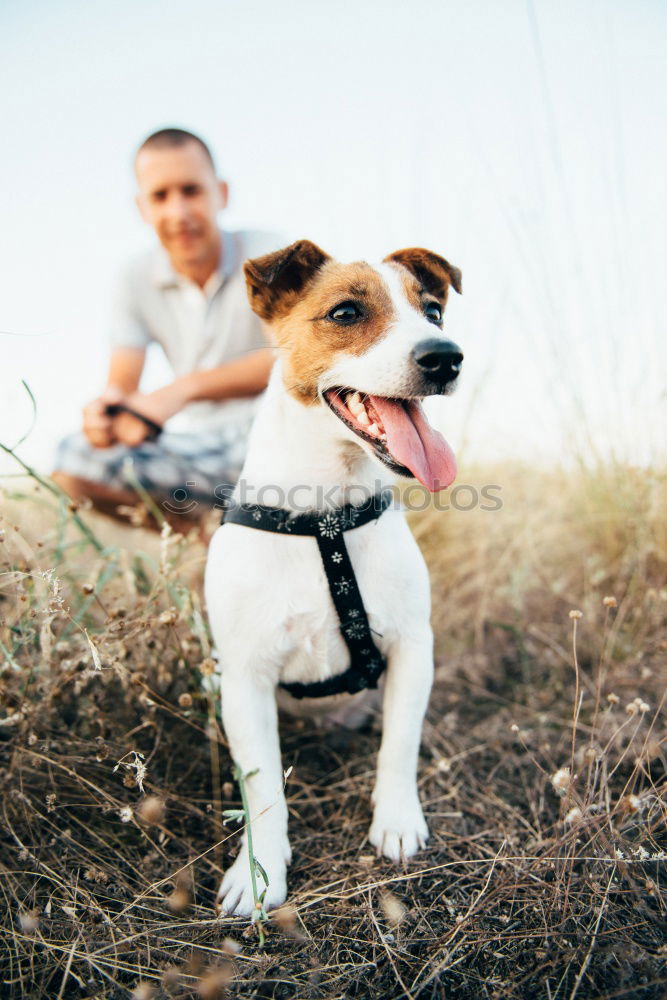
[367,422,379,436]
[357,409,370,425]
[348,392,364,416]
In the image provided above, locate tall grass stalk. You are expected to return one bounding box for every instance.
[222,766,269,944]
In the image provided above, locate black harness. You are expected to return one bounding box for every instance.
[222,492,393,698]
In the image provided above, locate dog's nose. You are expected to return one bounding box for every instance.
[412,338,463,385]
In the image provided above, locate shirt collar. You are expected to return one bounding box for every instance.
[152,229,237,290]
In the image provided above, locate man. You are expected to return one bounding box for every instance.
[53,127,278,528]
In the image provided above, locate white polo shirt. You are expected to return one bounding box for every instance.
[110,229,281,431]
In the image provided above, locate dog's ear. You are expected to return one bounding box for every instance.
[384,247,462,299]
[244,240,331,321]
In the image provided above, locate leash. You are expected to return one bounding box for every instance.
[222,491,393,698]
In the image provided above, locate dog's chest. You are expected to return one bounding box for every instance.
[206,510,429,687]
[264,524,402,684]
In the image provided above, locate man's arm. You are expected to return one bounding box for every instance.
[82,348,146,448]
[180,347,275,403]
[107,348,146,395]
[119,348,276,433]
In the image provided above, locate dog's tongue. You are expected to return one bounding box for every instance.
[369,396,457,492]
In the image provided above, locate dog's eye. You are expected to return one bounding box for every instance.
[424,301,442,324]
[328,302,363,325]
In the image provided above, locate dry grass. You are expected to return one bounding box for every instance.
[0,465,665,999]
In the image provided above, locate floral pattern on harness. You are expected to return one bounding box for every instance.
[343,619,367,640]
[318,512,343,539]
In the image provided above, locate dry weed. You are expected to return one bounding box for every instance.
[0,467,665,998]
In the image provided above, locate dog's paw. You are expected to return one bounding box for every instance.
[368,794,429,862]
[217,844,290,918]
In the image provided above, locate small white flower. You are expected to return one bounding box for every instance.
[551,767,571,796]
[118,806,133,823]
[113,750,147,793]
[331,551,343,564]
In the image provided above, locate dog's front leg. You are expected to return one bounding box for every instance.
[369,630,434,861]
[217,673,291,916]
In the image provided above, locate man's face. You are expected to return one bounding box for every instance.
[135,142,228,271]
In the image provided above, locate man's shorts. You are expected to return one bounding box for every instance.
[55,422,251,513]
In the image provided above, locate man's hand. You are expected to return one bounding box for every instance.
[111,409,155,448]
[112,381,190,447]
[83,349,148,448]
[83,387,126,448]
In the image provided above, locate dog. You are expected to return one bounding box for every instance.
[204,240,463,916]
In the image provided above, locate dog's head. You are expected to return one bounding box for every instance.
[244,240,463,492]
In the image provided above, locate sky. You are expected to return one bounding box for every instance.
[1,0,665,476]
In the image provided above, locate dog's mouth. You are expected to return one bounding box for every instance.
[324,387,457,492]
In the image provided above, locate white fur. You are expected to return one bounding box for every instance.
[205,265,443,917]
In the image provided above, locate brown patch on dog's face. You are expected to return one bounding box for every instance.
[276,261,397,404]
[245,242,397,404]
[384,247,462,303]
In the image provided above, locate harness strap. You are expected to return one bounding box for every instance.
[222,492,392,698]
[222,491,391,535]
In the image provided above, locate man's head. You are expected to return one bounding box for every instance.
[135,128,228,277]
